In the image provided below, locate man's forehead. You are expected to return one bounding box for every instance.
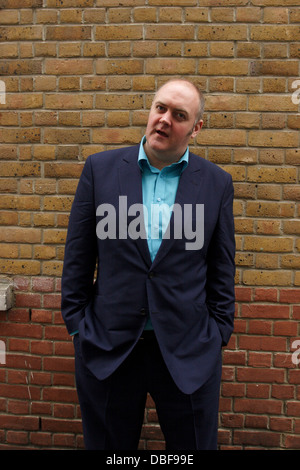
[156,81,194,96]
[153,82,198,113]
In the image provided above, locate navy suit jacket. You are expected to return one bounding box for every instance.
[61,145,235,394]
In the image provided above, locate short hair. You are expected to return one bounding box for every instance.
[155,78,205,123]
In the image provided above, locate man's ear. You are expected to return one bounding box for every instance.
[191,120,203,138]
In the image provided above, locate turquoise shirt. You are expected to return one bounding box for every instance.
[138,136,189,329]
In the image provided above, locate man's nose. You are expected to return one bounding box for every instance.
[159,111,171,126]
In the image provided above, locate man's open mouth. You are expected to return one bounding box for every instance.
[156,129,168,137]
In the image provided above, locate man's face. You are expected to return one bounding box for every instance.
[144,81,203,169]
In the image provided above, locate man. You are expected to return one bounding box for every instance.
[61,79,236,450]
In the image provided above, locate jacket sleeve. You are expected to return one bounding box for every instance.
[61,156,97,335]
[206,173,236,346]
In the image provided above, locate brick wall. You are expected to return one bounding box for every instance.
[0,0,299,450]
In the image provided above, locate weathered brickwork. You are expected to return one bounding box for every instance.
[0,0,299,450]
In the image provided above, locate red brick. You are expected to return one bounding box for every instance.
[6,431,28,445]
[287,402,300,417]
[272,385,295,400]
[240,335,287,352]
[235,287,252,301]
[43,294,61,309]
[234,398,282,415]
[248,352,272,367]
[247,384,270,399]
[241,304,290,319]
[233,430,280,447]
[15,293,41,309]
[237,367,285,383]
[273,321,298,336]
[41,417,82,433]
[254,288,278,302]
[32,277,55,292]
[246,417,269,432]
[285,435,300,449]
[280,289,300,304]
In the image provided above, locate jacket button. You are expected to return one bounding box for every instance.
[140,308,147,316]
[148,271,155,279]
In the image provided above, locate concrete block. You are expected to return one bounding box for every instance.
[0,278,14,311]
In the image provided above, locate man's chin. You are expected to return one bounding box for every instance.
[146,136,170,153]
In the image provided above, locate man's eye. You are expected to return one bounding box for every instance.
[157,105,165,112]
[176,113,186,120]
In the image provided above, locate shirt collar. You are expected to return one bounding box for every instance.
[138,136,189,174]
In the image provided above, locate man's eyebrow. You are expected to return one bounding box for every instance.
[155,100,189,117]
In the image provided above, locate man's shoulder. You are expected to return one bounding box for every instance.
[189,152,232,181]
[88,145,139,168]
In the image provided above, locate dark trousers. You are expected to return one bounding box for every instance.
[74,331,222,450]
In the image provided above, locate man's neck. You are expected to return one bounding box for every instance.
[143,142,181,170]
